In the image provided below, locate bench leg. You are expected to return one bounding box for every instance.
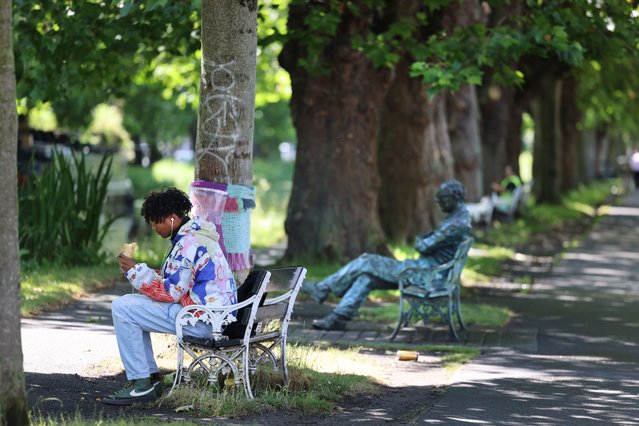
[243,347,254,399]
[169,342,186,395]
[390,296,409,341]
[454,286,468,331]
[280,338,289,384]
[447,296,460,341]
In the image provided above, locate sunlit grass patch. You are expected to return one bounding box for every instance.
[31,415,199,426]
[20,264,118,317]
[357,301,511,328]
[251,205,286,248]
[160,344,378,417]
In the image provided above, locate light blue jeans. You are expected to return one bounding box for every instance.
[111,294,211,380]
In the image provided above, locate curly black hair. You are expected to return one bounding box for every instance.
[141,187,192,224]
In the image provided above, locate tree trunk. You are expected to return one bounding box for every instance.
[195,0,257,185]
[559,74,580,192]
[478,0,525,191]
[532,77,562,203]
[378,59,454,242]
[447,85,483,202]
[479,83,515,191]
[0,0,29,424]
[578,129,596,184]
[195,0,257,282]
[505,102,524,177]
[441,0,484,202]
[280,2,393,260]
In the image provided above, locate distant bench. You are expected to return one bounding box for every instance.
[466,181,532,226]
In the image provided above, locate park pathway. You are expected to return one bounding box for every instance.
[414,190,639,425]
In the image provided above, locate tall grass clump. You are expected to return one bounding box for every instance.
[19,151,115,266]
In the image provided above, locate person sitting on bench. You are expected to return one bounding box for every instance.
[491,165,522,214]
[302,180,472,331]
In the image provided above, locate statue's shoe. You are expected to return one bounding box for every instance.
[312,313,348,331]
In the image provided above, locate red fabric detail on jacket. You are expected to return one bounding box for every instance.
[140,279,175,303]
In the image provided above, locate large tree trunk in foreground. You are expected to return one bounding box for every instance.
[0,0,29,424]
[378,59,453,243]
[194,1,257,282]
[195,0,257,186]
[281,2,393,261]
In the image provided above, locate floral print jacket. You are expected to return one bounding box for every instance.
[125,217,237,307]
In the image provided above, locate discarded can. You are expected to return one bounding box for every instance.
[397,350,419,361]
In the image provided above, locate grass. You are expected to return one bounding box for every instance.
[160,344,379,417]
[20,264,119,317]
[159,341,480,417]
[31,417,199,426]
[357,301,512,328]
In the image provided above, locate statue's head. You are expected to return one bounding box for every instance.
[435,180,466,213]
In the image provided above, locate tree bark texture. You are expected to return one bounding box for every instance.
[447,84,483,201]
[441,0,484,202]
[0,0,29,424]
[505,102,524,177]
[559,74,580,192]
[478,0,524,191]
[281,2,394,260]
[532,78,562,204]
[479,82,515,191]
[195,0,257,186]
[578,129,596,184]
[378,59,454,243]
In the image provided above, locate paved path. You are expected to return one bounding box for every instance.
[416,190,639,425]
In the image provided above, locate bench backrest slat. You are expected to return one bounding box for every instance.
[254,302,288,323]
[242,266,307,343]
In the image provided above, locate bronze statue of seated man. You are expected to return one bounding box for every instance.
[302,179,472,331]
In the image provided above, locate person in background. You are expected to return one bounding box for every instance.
[301,180,471,331]
[103,187,237,406]
[491,165,522,194]
[628,150,639,189]
[491,165,523,215]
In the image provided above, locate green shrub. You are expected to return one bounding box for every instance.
[19,151,115,266]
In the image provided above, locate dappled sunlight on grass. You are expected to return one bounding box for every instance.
[564,201,597,217]
[358,299,511,328]
[160,343,377,417]
[21,265,118,316]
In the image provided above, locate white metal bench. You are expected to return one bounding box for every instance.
[170,266,307,398]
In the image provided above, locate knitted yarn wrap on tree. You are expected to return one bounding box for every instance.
[222,184,255,284]
[189,181,255,285]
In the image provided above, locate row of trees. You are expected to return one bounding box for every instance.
[2,1,638,421]
[281,0,639,260]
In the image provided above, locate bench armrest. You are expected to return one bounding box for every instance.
[398,259,456,290]
[174,295,258,341]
